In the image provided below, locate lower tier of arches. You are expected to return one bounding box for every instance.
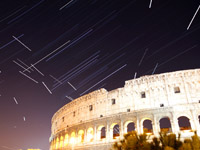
[50,105,200,150]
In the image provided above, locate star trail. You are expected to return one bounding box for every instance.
[0,0,200,150]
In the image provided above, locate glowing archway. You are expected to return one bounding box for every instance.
[70,132,76,145]
[59,136,63,148]
[87,127,94,142]
[55,137,59,149]
[64,134,69,147]
[78,130,84,143]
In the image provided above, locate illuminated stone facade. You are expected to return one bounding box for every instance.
[49,69,200,150]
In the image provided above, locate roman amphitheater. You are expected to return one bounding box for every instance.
[49,69,200,150]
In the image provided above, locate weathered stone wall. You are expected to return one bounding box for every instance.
[50,69,200,150]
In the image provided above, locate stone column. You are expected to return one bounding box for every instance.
[189,119,196,131]
[120,119,124,139]
[124,124,128,134]
[136,116,141,134]
[171,115,180,135]
[94,125,97,143]
[196,115,200,135]
[84,128,87,143]
[106,122,110,143]
[190,110,200,132]
[152,116,159,136]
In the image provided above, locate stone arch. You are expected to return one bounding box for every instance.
[78,130,84,143]
[87,127,94,142]
[56,137,59,149]
[110,123,120,139]
[199,115,200,124]
[70,132,76,145]
[178,116,191,131]
[59,136,64,148]
[142,119,153,134]
[97,125,106,140]
[64,134,69,147]
[124,120,135,134]
[159,117,172,133]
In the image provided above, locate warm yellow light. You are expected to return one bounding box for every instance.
[78,130,84,143]
[70,137,76,144]
[70,132,76,145]
[87,128,94,142]
[64,134,69,146]
[145,133,153,135]
[60,136,64,148]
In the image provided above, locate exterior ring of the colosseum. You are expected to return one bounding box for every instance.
[49,69,200,150]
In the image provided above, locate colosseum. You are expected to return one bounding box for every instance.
[49,69,200,150]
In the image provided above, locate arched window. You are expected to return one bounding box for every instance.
[143,119,153,134]
[78,130,84,143]
[64,134,69,147]
[97,126,106,140]
[59,136,63,148]
[127,122,135,133]
[159,117,171,133]
[87,127,94,142]
[113,124,120,139]
[101,127,106,139]
[199,115,200,124]
[178,116,191,131]
[70,132,76,145]
[56,137,59,149]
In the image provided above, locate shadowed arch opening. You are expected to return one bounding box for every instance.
[87,127,94,142]
[101,127,106,139]
[59,136,63,148]
[178,116,191,131]
[124,121,135,134]
[78,130,84,143]
[127,122,135,132]
[64,134,69,147]
[143,119,153,134]
[159,117,172,133]
[113,124,120,139]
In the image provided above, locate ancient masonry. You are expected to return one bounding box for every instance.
[49,69,200,150]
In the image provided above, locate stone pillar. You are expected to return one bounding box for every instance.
[171,115,180,135]
[97,127,100,141]
[94,125,97,143]
[106,122,110,143]
[152,117,159,136]
[84,128,87,143]
[196,115,200,135]
[124,124,128,134]
[136,117,141,134]
[190,110,200,132]
[120,119,124,139]
[189,119,196,131]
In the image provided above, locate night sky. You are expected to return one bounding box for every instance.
[0,0,200,150]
